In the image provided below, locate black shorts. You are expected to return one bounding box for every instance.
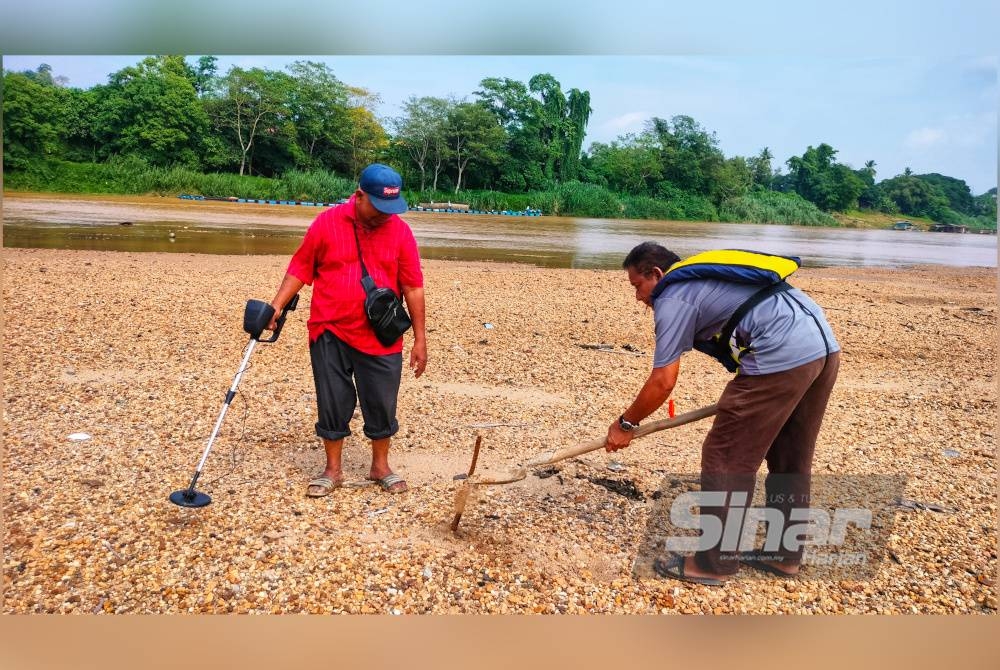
[309,330,403,441]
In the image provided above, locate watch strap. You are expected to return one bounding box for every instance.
[618,414,639,431]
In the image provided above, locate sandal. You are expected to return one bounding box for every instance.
[743,558,798,579]
[371,472,408,494]
[652,554,726,586]
[305,475,343,498]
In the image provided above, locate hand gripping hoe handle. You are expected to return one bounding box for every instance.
[169,294,300,508]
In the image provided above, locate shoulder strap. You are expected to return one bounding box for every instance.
[691,280,793,373]
[717,280,793,353]
[351,223,377,292]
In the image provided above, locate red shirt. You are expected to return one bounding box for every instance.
[286,195,423,355]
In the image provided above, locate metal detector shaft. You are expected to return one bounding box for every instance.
[189,338,258,481]
[171,338,258,507]
[171,294,300,508]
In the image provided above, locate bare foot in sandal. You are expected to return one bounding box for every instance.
[306,471,344,497]
[368,470,408,493]
[744,557,800,578]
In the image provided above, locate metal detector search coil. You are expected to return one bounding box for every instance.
[169,294,299,508]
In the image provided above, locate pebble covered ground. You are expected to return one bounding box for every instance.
[3,247,996,614]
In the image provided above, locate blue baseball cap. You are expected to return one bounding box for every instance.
[358,163,408,214]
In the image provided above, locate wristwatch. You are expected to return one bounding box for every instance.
[618,414,639,431]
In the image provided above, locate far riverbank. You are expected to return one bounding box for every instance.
[4,193,996,269]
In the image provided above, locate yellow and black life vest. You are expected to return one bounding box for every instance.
[650,249,801,372]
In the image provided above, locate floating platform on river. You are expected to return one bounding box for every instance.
[178,194,544,216]
[179,194,348,207]
[419,202,470,211]
[410,204,542,216]
[929,223,968,233]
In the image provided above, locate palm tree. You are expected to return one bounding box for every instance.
[863,160,877,178]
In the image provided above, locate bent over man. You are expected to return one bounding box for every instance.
[605,242,839,585]
[269,163,427,496]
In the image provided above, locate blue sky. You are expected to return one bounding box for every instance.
[4,53,996,194]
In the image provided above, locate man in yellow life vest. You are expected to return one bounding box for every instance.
[605,243,840,586]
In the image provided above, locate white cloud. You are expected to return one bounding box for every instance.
[601,111,649,134]
[904,127,947,149]
[904,113,996,152]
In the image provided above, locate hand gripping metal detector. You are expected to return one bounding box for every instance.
[169,294,300,508]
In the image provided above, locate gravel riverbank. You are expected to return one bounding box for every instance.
[3,248,996,613]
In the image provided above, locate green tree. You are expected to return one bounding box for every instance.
[786,143,864,211]
[972,189,996,220]
[61,87,101,163]
[209,66,291,175]
[879,174,951,218]
[587,135,662,195]
[284,60,351,170]
[475,77,534,130]
[186,55,218,97]
[445,102,505,193]
[855,160,878,209]
[528,74,592,182]
[648,115,726,198]
[90,56,209,167]
[342,86,389,179]
[562,88,592,180]
[475,73,590,188]
[747,147,774,188]
[2,68,72,167]
[914,173,975,214]
[391,95,452,191]
[476,76,545,190]
[713,156,753,204]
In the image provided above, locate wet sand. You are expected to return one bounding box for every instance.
[2,248,997,613]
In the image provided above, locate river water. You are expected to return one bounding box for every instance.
[3,197,996,268]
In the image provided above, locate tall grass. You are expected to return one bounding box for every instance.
[3,158,356,202]
[719,190,839,226]
[621,193,718,221]
[274,170,355,202]
[551,181,622,218]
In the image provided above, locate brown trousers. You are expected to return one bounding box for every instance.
[695,352,840,575]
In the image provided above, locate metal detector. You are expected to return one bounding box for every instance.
[169,294,300,508]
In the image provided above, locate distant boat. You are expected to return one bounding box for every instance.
[892,220,914,230]
[418,202,470,211]
[929,223,967,233]
[179,194,345,207]
[411,202,542,216]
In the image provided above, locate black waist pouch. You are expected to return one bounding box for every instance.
[361,275,412,346]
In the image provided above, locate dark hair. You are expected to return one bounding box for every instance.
[622,242,680,276]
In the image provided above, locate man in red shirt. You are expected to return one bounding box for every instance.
[268,164,427,496]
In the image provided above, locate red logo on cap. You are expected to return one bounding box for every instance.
[382,186,400,197]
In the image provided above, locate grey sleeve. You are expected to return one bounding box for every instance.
[652,297,699,368]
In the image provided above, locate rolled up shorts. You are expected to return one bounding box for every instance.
[309,330,402,441]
